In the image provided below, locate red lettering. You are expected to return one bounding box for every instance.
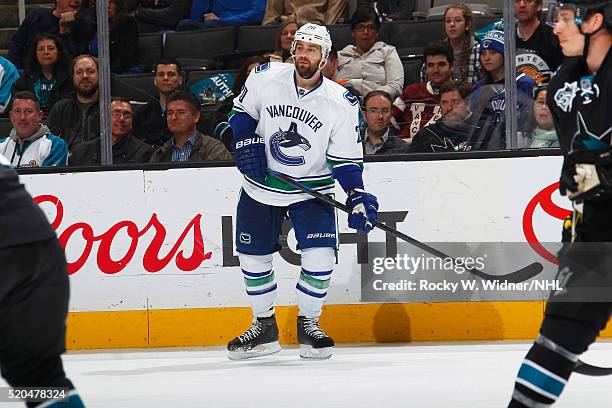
[33,194,213,275]
[97,221,141,275]
[141,214,211,273]
[522,182,572,265]
[59,222,95,275]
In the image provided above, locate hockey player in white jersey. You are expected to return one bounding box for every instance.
[227,23,379,360]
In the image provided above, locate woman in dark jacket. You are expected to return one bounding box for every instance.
[87,0,139,73]
[13,34,73,114]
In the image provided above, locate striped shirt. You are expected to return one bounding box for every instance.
[171,131,199,162]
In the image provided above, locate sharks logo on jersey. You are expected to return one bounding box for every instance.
[270,122,312,166]
[431,138,472,152]
[570,112,612,152]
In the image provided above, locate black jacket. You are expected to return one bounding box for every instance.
[7,8,92,69]
[132,100,171,149]
[45,95,100,150]
[357,0,415,20]
[13,69,73,114]
[407,119,473,153]
[108,15,139,73]
[69,133,153,165]
[135,0,192,32]
[85,15,139,73]
[0,164,55,248]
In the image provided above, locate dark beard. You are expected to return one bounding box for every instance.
[76,82,99,98]
[295,61,318,79]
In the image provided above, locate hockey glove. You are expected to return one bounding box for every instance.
[559,156,578,197]
[346,189,379,233]
[233,133,267,181]
[566,149,612,201]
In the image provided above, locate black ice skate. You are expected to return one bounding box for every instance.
[227,315,281,360]
[297,316,334,360]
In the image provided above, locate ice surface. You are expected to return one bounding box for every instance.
[2,342,612,407]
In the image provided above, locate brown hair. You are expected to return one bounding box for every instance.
[89,0,128,29]
[443,3,475,83]
[11,91,41,111]
[233,55,269,96]
[362,90,393,107]
[71,54,98,75]
[273,18,302,58]
[439,82,470,100]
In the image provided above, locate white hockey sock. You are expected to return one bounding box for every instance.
[296,247,335,318]
[239,253,276,318]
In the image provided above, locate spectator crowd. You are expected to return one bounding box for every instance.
[0,0,561,168]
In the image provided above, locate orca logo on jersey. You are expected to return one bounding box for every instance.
[270,122,311,166]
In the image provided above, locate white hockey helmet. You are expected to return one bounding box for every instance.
[290,23,333,70]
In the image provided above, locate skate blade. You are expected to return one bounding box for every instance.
[299,344,333,360]
[228,341,282,360]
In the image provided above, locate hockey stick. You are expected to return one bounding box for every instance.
[574,360,612,376]
[268,170,543,283]
[269,171,612,375]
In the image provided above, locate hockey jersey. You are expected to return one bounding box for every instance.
[469,72,536,141]
[0,57,19,114]
[392,82,442,140]
[547,49,612,241]
[0,124,68,168]
[232,62,362,206]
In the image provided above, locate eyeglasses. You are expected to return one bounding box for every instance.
[75,68,97,76]
[364,107,391,115]
[354,24,378,33]
[111,111,132,119]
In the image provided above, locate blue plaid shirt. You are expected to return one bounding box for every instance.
[171,131,199,162]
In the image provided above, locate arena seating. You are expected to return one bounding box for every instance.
[0,118,11,137]
[111,73,158,104]
[134,17,499,73]
[136,32,164,72]
[235,25,278,56]
[164,26,236,70]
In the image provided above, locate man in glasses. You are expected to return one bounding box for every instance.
[69,97,153,165]
[361,90,408,155]
[508,2,611,407]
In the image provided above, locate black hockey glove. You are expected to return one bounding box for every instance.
[559,155,578,197]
